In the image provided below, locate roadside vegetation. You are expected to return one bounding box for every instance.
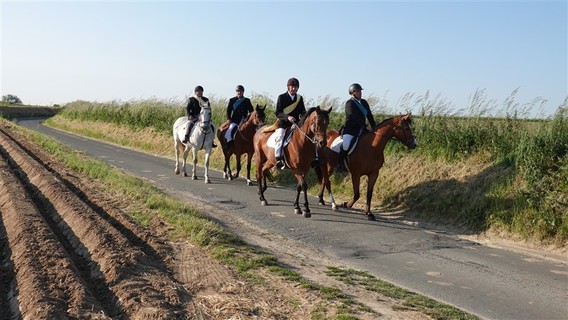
[45,91,568,247]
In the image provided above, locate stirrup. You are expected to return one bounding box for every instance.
[275,158,285,170]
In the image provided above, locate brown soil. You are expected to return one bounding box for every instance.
[0,123,435,319]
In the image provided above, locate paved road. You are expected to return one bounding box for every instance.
[18,118,568,320]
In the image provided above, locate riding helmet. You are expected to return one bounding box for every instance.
[287,77,300,87]
[349,83,363,94]
[194,85,204,93]
[235,85,245,92]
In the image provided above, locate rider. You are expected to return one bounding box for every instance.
[274,77,306,170]
[182,85,217,147]
[224,85,254,151]
[335,83,376,173]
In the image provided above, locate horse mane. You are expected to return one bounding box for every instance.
[376,114,412,129]
[298,107,319,127]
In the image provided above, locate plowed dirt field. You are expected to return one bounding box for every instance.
[0,122,334,319]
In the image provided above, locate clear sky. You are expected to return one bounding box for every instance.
[1,0,566,117]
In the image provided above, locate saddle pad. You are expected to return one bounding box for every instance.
[266,128,295,149]
[329,136,358,155]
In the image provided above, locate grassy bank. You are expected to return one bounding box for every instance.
[46,96,567,245]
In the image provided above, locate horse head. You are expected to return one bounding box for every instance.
[391,113,417,149]
[253,104,267,127]
[301,106,331,148]
[198,102,212,132]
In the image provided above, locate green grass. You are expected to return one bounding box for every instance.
[326,267,479,320]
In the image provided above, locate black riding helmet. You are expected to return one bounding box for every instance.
[235,85,245,92]
[287,77,300,87]
[194,85,204,93]
[349,83,363,94]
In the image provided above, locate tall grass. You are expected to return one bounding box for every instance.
[52,92,568,244]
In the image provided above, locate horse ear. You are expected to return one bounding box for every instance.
[327,106,333,113]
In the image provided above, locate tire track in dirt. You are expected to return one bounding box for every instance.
[0,127,191,319]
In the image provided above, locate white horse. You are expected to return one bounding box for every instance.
[173,103,216,183]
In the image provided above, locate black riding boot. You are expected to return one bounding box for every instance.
[335,149,347,173]
[211,124,217,148]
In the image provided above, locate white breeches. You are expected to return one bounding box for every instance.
[342,134,355,151]
[225,122,238,141]
[274,128,285,157]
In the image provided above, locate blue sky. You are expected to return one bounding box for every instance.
[1,1,566,117]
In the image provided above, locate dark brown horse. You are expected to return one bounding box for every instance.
[217,105,267,185]
[315,114,417,220]
[253,106,331,218]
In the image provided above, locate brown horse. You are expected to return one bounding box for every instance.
[217,105,267,185]
[315,114,417,220]
[253,106,331,218]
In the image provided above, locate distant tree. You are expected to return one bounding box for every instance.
[1,94,23,104]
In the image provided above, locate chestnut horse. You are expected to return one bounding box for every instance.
[315,114,417,220]
[253,106,331,218]
[217,104,267,185]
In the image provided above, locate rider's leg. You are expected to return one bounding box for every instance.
[182,120,195,143]
[335,134,353,173]
[224,122,238,150]
[274,128,285,169]
[210,124,218,148]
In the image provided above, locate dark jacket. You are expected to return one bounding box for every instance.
[275,92,306,129]
[226,97,254,124]
[343,98,376,135]
[186,96,209,119]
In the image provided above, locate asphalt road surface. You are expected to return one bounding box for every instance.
[18,118,568,320]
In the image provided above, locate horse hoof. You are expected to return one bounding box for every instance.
[294,208,302,215]
[205,179,211,184]
[318,200,325,206]
[303,211,311,218]
[183,173,189,177]
[367,214,376,221]
[247,180,252,186]
[192,176,197,180]
[331,205,338,211]
[223,172,228,179]
[261,200,268,206]
[175,170,180,175]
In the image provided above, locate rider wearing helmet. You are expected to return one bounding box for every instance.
[274,77,306,170]
[336,83,376,173]
[224,85,254,151]
[182,85,217,147]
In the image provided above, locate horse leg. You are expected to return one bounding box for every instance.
[256,154,268,205]
[174,141,181,175]
[324,165,338,211]
[232,154,242,180]
[182,145,189,177]
[191,148,198,180]
[300,177,311,218]
[346,174,361,209]
[203,149,211,184]
[365,173,379,221]
[294,180,302,215]
[245,152,253,186]
[224,153,232,180]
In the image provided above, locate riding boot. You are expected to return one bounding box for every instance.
[275,145,285,170]
[335,149,348,173]
[211,124,217,148]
